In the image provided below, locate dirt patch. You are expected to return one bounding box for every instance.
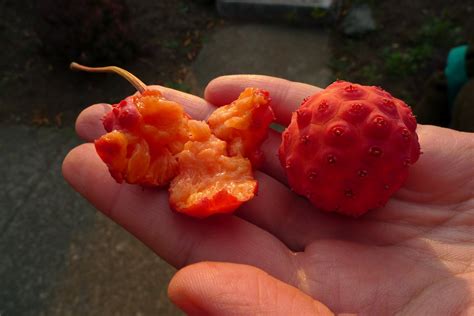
[0,0,219,126]
[329,0,473,116]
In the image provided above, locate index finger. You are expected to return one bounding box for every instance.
[204,75,323,126]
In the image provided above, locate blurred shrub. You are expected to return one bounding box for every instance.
[383,44,434,76]
[383,16,463,77]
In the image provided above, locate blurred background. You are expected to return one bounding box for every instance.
[0,0,472,314]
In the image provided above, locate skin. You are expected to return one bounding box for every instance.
[63,75,474,315]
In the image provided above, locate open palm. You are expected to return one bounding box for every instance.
[63,75,474,315]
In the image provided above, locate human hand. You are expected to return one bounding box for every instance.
[63,75,474,315]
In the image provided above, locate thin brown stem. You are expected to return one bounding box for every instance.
[70,62,146,93]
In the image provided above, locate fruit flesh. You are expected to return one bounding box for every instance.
[94,87,260,218]
[208,88,274,167]
[169,121,257,218]
[279,80,421,216]
[95,89,189,186]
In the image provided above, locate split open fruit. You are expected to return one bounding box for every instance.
[71,63,274,218]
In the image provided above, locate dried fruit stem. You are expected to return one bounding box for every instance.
[70,62,146,93]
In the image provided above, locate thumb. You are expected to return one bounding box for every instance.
[168,261,333,316]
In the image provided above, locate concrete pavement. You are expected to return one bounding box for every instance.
[188,22,332,94]
[0,126,180,315]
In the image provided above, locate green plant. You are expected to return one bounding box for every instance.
[311,7,327,20]
[417,17,463,47]
[382,16,463,77]
[179,4,189,14]
[359,64,380,84]
[383,43,434,77]
[162,40,180,50]
[283,9,298,24]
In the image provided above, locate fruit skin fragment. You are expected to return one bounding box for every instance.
[169,121,257,218]
[208,88,275,167]
[279,80,421,217]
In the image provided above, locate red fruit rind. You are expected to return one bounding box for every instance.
[279,80,421,217]
[208,88,275,167]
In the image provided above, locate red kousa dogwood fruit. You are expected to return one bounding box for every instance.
[279,80,421,217]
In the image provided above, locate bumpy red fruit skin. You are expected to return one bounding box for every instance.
[102,98,142,132]
[279,80,421,217]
